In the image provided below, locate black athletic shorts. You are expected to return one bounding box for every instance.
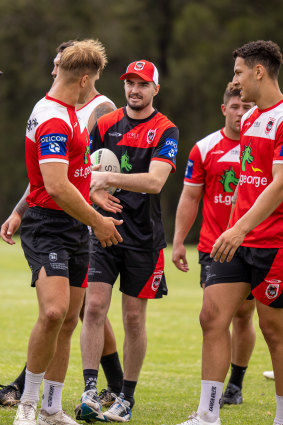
[21,206,89,288]
[199,251,254,300]
[205,246,283,308]
[88,233,167,299]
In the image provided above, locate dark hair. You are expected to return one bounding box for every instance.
[223,82,241,104]
[56,40,76,53]
[233,40,282,79]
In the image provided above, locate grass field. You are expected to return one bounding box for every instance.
[0,239,276,424]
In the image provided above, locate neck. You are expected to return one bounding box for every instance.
[126,104,155,120]
[223,126,240,141]
[48,78,79,107]
[255,80,283,110]
[76,87,99,109]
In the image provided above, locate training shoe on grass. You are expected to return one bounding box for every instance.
[263,370,275,380]
[0,382,21,406]
[74,389,107,422]
[175,412,221,424]
[37,409,79,424]
[99,388,117,407]
[222,383,242,405]
[13,401,37,425]
[104,394,131,422]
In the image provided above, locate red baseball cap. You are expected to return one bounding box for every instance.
[120,60,159,85]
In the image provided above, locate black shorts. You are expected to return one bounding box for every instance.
[21,207,89,288]
[88,233,167,299]
[206,246,283,307]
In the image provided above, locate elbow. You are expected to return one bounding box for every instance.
[149,182,163,194]
[45,181,66,200]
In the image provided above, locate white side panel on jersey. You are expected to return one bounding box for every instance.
[243,105,283,140]
[77,95,115,130]
[217,144,240,163]
[196,130,223,163]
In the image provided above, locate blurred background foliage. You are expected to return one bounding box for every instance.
[0,0,282,242]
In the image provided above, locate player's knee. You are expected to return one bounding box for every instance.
[259,318,281,349]
[84,298,107,323]
[199,304,225,333]
[41,306,67,328]
[124,310,144,333]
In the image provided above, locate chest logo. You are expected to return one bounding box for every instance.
[147,129,156,144]
[265,117,275,135]
[84,136,90,164]
[241,142,253,171]
[219,167,239,193]
[121,151,132,173]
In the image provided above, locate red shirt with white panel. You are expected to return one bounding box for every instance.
[184,129,240,253]
[230,100,283,247]
[25,94,91,210]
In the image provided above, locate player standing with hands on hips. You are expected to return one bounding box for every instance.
[75,60,179,423]
[13,40,122,425]
[174,40,283,425]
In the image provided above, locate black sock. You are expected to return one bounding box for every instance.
[14,365,26,393]
[83,369,98,392]
[121,380,137,408]
[229,363,247,389]
[100,352,123,394]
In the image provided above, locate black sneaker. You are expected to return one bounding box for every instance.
[0,382,21,406]
[98,388,117,407]
[222,383,243,405]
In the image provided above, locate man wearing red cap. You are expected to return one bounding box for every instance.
[75,60,179,422]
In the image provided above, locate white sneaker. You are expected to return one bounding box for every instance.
[13,401,37,425]
[263,370,274,380]
[37,409,79,425]
[176,412,221,425]
[74,389,107,422]
[104,394,132,422]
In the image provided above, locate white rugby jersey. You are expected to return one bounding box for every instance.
[77,94,115,128]
[25,94,91,210]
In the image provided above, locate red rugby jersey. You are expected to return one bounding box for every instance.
[184,129,240,252]
[25,94,91,210]
[230,100,283,247]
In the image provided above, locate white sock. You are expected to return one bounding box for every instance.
[197,380,224,423]
[274,395,283,424]
[41,379,63,415]
[21,369,45,404]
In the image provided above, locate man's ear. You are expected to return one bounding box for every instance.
[255,64,264,80]
[80,74,89,87]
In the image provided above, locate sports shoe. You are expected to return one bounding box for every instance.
[263,370,275,380]
[104,394,132,422]
[175,412,221,424]
[222,383,242,405]
[0,382,21,406]
[74,389,107,422]
[99,388,117,407]
[13,401,37,425]
[37,409,79,424]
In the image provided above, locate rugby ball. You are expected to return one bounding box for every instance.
[91,148,120,195]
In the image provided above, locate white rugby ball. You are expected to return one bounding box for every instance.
[91,148,120,195]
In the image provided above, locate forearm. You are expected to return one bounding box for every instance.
[13,184,30,217]
[103,171,163,194]
[173,197,199,245]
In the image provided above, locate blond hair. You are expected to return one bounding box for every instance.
[59,39,107,78]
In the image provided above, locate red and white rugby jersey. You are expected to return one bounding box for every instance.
[184,129,240,252]
[76,94,115,130]
[230,100,283,247]
[25,94,91,210]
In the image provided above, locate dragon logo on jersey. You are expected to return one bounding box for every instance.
[26,118,39,132]
[265,283,280,300]
[84,137,90,164]
[147,129,156,144]
[120,151,132,173]
[219,167,239,193]
[265,117,275,135]
[241,142,253,171]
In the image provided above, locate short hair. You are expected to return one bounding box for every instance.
[233,40,283,79]
[59,39,108,78]
[223,82,241,104]
[56,40,76,53]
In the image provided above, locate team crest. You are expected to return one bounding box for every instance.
[49,252,58,262]
[219,167,239,193]
[134,61,145,71]
[265,283,280,300]
[265,117,275,135]
[152,274,163,291]
[147,129,156,144]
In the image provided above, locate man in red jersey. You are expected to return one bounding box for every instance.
[12,40,122,425]
[172,82,255,407]
[75,60,178,423]
[0,40,124,412]
[175,40,283,425]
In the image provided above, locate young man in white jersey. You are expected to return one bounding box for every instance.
[172,82,255,406]
[0,40,124,411]
[174,40,283,425]
[10,40,122,425]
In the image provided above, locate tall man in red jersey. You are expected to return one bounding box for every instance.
[13,40,122,425]
[175,40,283,425]
[75,60,179,423]
[172,82,255,406]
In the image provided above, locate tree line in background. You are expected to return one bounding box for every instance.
[0,0,282,242]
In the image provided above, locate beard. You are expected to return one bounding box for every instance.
[127,95,151,111]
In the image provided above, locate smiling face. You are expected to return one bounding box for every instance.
[232,57,259,103]
[124,75,159,113]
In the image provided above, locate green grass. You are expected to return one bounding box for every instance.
[0,239,276,424]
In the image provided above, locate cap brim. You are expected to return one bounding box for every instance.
[120,72,152,82]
